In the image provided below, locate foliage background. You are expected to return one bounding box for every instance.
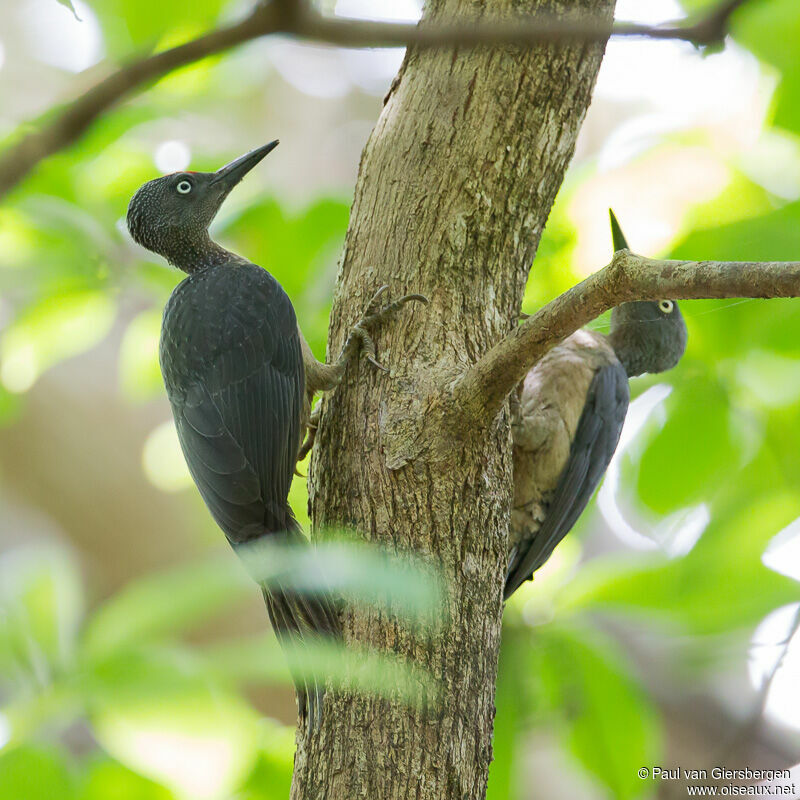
[1,0,800,797]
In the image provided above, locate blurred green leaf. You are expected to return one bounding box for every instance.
[55,0,81,19]
[535,624,661,800]
[563,492,800,635]
[89,647,259,800]
[672,200,800,263]
[0,745,75,800]
[1,292,115,394]
[635,372,741,514]
[487,628,529,800]
[729,0,800,134]
[205,634,436,705]
[236,719,295,800]
[238,538,445,627]
[140,421,193,493]
[90,0,228,55]
[118,310,163,402]
[80,559,250,663]
[77,758,176,800]
[0,545,84,677]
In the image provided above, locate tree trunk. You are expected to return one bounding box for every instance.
[292,1,614,797]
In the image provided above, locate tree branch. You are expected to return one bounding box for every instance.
[0,0,750,201]
[0,4,280,200]
[295,0,748,49]
[451,251,800,425]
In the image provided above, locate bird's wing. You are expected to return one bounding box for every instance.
[504,362,629,599]
[161,269,338,724]
[164,277,305,544]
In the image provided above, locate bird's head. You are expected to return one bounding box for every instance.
[609,299,688,377]
[126,140,279,270]
[605,209,688,377]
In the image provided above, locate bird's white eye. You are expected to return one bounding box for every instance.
[176,180,192,194]
[658,300,674,314]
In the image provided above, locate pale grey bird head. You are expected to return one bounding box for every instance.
[127,140,278,270]
[605,209,687,377]
[609,299,687,377]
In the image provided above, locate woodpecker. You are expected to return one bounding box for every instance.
[127,141,425,724]
[505,211,688,599]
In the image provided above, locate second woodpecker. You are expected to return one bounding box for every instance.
[505,211,688,598]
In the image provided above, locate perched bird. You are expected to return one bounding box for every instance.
[127,141,424,723]
[505,211,688,599]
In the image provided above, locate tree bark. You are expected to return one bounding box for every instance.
[292,1,615,797]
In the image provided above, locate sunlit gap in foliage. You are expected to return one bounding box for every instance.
[264,0,423,99]
[154,140,191,174]
[575,0,769,270]
[0,713,10,750]
[142,421,194,493]
[104,725,246,800]
[764,516,800,583]
[21,0,103,73]
[748,603,800,731]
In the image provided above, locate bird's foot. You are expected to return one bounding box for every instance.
[348,285,428,372]
[297,404,321,466]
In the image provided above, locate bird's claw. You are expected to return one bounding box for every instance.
[297,406,321,464]
[352,285,428,373]
[363,285,429,323]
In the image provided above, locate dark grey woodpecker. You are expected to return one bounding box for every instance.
[504,210,688,599]
[127,141,425,724]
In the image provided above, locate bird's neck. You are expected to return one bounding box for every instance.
[165,233,237,273]
[608,328,645,378]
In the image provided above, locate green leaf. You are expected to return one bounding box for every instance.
[237,537,445,627]
[88,647,259,800]
[118,310,164,402]
[0,291,115,394]
[487,628,529,800]
[672,200,800,264]
[635,372,741,514]
[535,624,661,800]
[0,545,84,676]
[80,559,251,663]
[90,0,228,55]
[55,0,81,20]
[0,745,75,800]
[563,492,800,635]
[237,719,295,800]
[204,635,436,705]
[76,758,176,800]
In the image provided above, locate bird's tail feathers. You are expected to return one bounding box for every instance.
[260,511,341,729]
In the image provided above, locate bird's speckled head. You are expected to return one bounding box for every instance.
[127,141,278,271]
[609,299,688,377]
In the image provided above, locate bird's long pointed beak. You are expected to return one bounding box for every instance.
[210,140,279,189]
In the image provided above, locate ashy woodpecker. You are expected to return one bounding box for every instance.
[127,141,424,724]
[505,211,688,599]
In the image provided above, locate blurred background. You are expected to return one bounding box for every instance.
[1,0,800,797]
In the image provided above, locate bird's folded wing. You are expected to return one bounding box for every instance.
[172,381,267,539]
[504,363,629,599]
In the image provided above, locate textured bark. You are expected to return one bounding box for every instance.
[292,1,614,798]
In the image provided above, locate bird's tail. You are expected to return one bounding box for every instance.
[260,512,341,728]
